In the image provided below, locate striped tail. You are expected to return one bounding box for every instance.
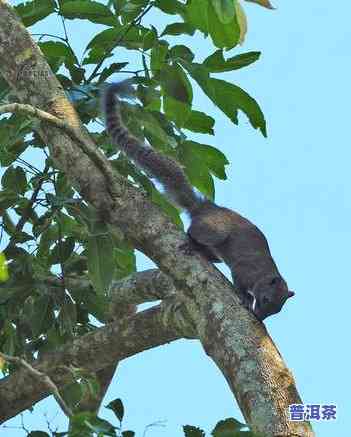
[102,82,203,213]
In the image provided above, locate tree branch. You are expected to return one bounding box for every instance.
[46,268,176,310]
[0,352,73,418]
[0,305,185,423]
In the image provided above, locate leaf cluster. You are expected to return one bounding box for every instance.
[27,398,262,437]
[1,0,268,387]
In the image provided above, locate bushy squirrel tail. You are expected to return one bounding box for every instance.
[102,82,203,214]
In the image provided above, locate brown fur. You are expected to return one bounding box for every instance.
[102,82,294,320]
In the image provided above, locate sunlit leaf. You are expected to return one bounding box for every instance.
[208,1,240,49]
[235,1,248,44]
[212,0,236,24]
[0,253,9,282]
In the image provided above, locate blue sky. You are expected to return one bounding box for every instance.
[2,1,350,436]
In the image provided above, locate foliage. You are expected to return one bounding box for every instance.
[0,0,270,430]
[25,398,260,436]
[0,0,269,363]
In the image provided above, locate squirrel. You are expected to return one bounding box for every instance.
[102,82,295,321]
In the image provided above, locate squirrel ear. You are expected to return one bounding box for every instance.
[287,290,295,298]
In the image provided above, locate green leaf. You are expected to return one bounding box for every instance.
[15,0,56,26]
[212,0,236,24]
[122,432,135,437]
[37,225,58,260]
[203,50,260,72]
[84,416,116,436]
[0,116,30,166]
[150,41,169,75]
[184,110,215,134]
[83,46,112,65]
[130,106,176,150]
[61,381,84,409]
[207,78,267,136]
[114,247,136,278]
[143,28,158,50]
[118,0,148,22]
[11,231,33,244]
[185,0,209,34]
[1,322,17,356]
[235,0,247,44]
[160,63,193,104]
[163,96,191,127]
[0,286,24,304]
[87,235,115,295]
[161,22,195,36]
[208,1,240,49]
[106,398,124,422]
[1,166,27,195]
[60,1,116,26]
[179,142,215,200]
[86,26,123,51]
[0,253,8,283]
[150,187,183,228]
[49,237,75,265]
[183,425,206,437]
[38,41,79,68]
[117,25,150,50]
[184,63,266,136]
[154,0,185,15]
[99,62,129,82]
[28,295,53,336]
[184,141,228,179]
[212,418,248,436]
[169,45,194,63]
[0,190,18,210]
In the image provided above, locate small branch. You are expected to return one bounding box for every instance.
[86,3,154,83]
[0,103,118,198]
[0,352,73,418]
[7,162,50,249]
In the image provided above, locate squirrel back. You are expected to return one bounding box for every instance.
[102,82,295,321]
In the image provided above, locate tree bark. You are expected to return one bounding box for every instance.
[0,2,314,435]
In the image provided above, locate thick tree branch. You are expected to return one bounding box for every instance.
[47,268,176,310]
[0,2,313,435]
[0,305,185,423]
[67,304,137,417]
[0,352,73,418]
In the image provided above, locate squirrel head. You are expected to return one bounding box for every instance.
[248,275,295,321]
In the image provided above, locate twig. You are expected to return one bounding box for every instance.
[7,162,50,248]
[0,103,119,198]
[86,3,154,83]
[31,33,67,43]
[0,352,73,418]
